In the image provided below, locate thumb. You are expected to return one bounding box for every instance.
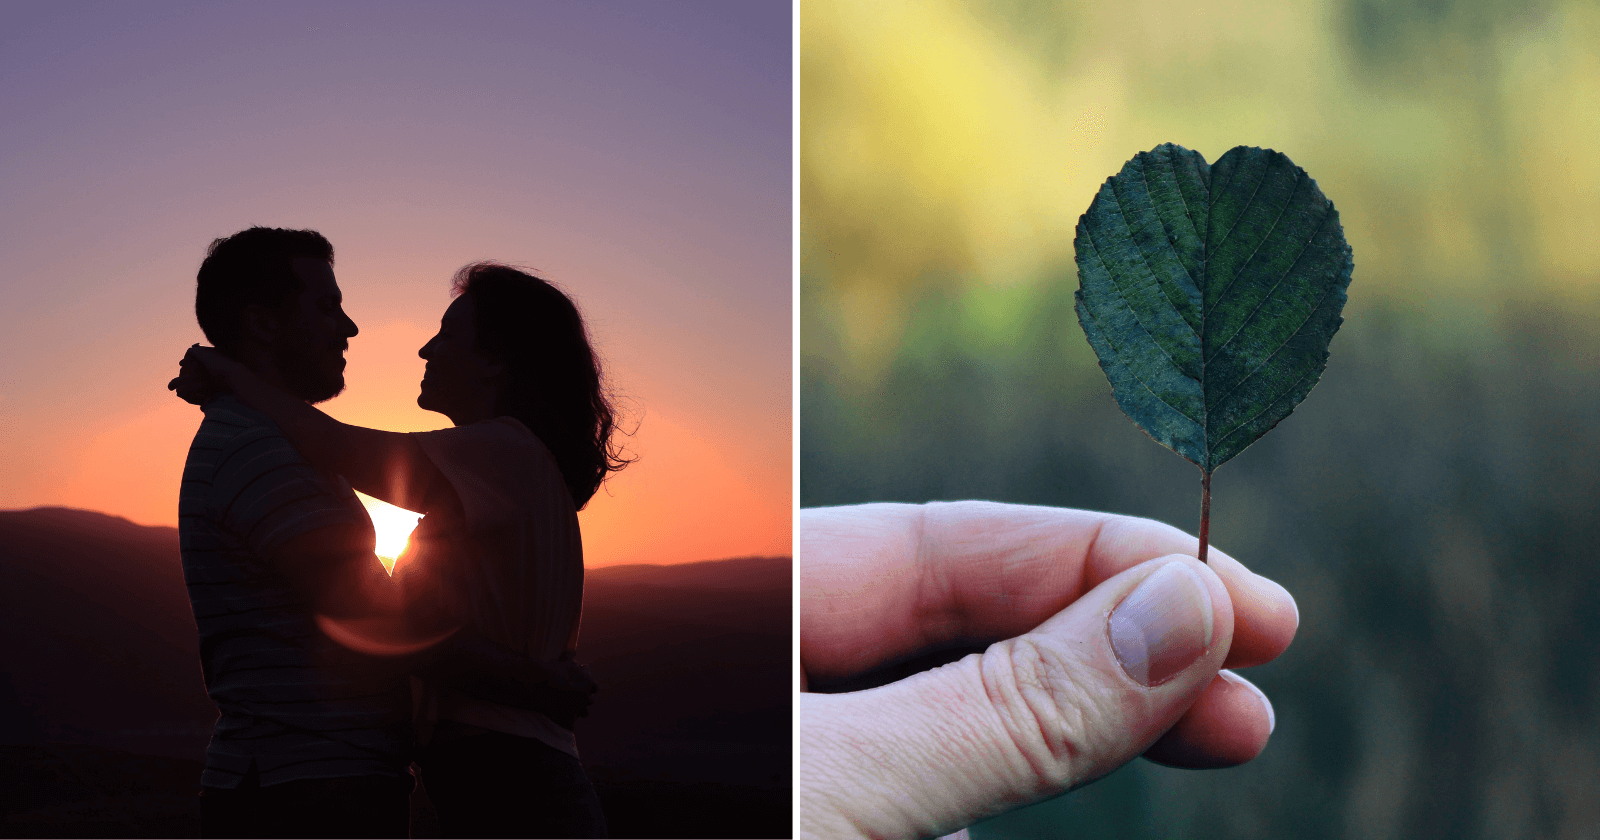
[801,555,1233,840]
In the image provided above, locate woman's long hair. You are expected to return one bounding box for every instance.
[452,262,630,508]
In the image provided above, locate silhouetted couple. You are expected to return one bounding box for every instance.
[171,227,628,838]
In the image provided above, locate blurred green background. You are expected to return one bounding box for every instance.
[800,0,1600,837]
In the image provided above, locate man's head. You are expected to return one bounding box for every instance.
[195,227,357,403]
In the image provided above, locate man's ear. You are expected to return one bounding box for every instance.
[241,303,284,345]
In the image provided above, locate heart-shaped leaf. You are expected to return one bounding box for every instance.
[1073,143,1353,475]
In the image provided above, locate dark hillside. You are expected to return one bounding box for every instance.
[0,508,791,838]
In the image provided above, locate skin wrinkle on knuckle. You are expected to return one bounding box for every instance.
[1079,514,1111,586]
[922,656,1012,774]
[979,636,1089,793]
[910,504,957,648]
[994,551,1033,616]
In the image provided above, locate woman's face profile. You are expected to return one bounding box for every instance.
[417,293,505,422]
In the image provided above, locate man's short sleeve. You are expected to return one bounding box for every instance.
[210,424,364,558]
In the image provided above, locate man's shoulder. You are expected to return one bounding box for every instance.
[185,395,318,499]
[188,395,297,463]
[197,394,276,438]
[182,395,365,554]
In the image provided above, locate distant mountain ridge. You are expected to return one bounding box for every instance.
[0,506,791,838]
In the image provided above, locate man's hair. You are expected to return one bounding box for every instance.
[195,227,333,353]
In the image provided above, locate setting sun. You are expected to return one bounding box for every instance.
[357,492,422,574]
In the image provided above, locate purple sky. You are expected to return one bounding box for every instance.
[0,1,794,566]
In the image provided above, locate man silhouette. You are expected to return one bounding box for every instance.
[177,227,586,838]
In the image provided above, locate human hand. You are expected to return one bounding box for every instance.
[405,632,599,729]
[167,344,237,405]
[527,651,599,730]
[800,501,1298,840]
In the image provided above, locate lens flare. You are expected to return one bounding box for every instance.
[314,614,459,657]
[356,491,422,574]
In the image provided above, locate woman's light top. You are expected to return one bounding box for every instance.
[401,416,584,758]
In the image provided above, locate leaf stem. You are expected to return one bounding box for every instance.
[1199,470,1212,564]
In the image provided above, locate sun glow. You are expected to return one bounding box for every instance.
[357,491,423,574]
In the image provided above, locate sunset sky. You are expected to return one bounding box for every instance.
[0,1,792,567]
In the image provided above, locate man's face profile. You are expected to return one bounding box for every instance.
[272,257,358,404]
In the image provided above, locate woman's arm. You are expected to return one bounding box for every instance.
[175,345,452,513]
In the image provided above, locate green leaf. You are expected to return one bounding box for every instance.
[1073,143,1353,475]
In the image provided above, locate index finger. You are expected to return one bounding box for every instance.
[799,501,1297,687]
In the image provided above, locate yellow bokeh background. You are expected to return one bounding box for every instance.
[804,0,1600,378]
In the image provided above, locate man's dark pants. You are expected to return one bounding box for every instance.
[199,764,412,839]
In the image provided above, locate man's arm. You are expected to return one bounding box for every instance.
[266,524,595,726]
[268,522,399,621]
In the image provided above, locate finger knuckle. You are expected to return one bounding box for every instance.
[979,637,1098,791]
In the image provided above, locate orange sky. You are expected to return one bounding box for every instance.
[0,3,792,567]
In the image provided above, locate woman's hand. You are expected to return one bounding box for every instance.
[167,344,239,406]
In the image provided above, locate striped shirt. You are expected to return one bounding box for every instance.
[399,417,584,757]
[179,396,411,788]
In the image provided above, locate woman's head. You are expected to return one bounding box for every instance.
[418,262,628,508]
